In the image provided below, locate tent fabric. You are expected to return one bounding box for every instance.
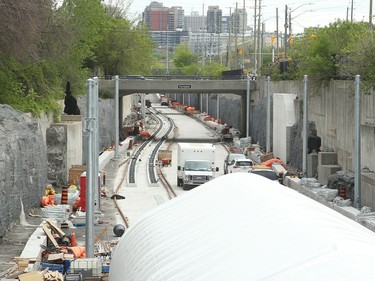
[109,173,375,281]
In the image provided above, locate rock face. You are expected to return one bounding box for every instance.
[0,105,47,238]
[46,126,67,185]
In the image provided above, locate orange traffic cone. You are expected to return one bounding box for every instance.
[71,231,77,246]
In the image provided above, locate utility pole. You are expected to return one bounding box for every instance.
[289,7,292,39]
[261,22,265,67]
[276,8,279,56]
[166,31,169,74]
[227,7,232,68]
[253,0,257,74]
[351,0,354,22]
[235,2,238,68]
[202,4,205,66]
[218,32,221,64]
[284,4,288,59]
[370,0,373,26]
[256,0,261,74]
[242,0,245,70]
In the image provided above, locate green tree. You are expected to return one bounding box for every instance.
[93,20,155,76]
[173,43,199,68]
[53,0,108,91]
[345,29,375,85]
[200,62,228,77]
[290,20,369,83]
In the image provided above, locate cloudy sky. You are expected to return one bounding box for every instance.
[126,0,372,33]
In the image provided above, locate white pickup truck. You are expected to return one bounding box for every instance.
[177,143,219,190]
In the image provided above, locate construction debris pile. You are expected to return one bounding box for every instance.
[6,181,120,281]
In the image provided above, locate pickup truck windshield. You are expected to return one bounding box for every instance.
[185,161,212,171]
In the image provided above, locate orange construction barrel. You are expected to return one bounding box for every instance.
[61,186,68,205]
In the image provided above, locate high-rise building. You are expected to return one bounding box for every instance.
[207,6,222,33]
[143,2,189,48]
[230,8,247,34]
[221,16,230,33]
[169,6,184,31]
[143,2,185,32]
[143,2,169,31]
[184,11,206,32]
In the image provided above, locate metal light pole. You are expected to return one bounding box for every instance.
[354,75,362,209]
[93,77,100,214]
[85,79,95,258]
[266,76,271,153]
[114,75,120,159]
[302,75,308,177]
[246,74,251,137]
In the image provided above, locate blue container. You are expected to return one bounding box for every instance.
[64,259,72,273]
[102,264,110,273]
[41,262,64,273]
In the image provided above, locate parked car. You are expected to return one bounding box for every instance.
[228,158,254,173]
[249,168,279,182]
[224,153,246,174]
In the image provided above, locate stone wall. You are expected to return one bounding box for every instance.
[0,96,117,236]
[0,105,47,238]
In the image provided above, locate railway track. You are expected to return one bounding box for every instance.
[114,106,177,228]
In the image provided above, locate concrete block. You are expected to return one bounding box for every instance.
[20,225,47,260]
[318,152,338,165]
[361,172,375,210]
[61,115,82,122]
[362,172,375,186]
[318,165,341,185]
[307,153,318,178]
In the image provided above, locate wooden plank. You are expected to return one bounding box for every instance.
[42,225,59,248]
[260,152,274,163]
[18,271,43,281]
[45,219,66,237]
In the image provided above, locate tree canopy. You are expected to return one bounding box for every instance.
[271,20,375,86]
[0,0,155,118]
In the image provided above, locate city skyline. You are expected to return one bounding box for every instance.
[127,0,372,34]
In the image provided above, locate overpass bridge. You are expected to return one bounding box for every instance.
[99,78,256,96]
[99,77,257,136]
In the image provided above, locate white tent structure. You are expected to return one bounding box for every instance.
[109,173,375,281]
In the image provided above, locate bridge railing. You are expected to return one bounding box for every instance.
[98,75,256,81]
